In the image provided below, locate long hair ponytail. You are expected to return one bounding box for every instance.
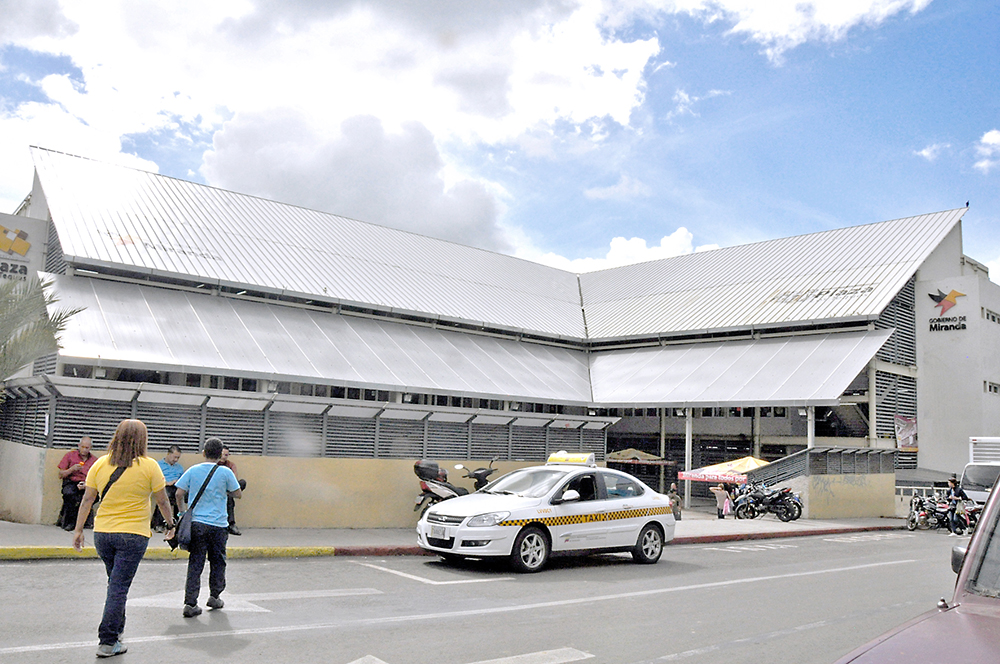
[108,419,148,467]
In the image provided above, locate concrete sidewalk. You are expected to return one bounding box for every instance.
[0,510,905,561]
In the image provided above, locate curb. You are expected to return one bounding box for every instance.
[0,525,903,560]
[0,544,431,561]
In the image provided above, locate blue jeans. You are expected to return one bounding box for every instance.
[185,521,229,606]
[93,531,149,645]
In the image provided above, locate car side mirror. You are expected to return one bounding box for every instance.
[952,546,968,574]
[555,489,581,504]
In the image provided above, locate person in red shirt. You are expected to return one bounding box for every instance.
[57,436,97,530]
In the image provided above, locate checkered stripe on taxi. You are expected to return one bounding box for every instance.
[498,505,672,528]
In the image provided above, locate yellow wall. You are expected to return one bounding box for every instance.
[9,440,531,528]
[802,473,896,518]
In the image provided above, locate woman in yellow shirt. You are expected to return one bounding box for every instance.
[72,419,175,659]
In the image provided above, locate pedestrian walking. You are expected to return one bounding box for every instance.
[175,437,242,617]
[72,419,174,659]
[667,482,682,520]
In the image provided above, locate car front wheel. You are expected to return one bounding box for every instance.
[632,523,663,564]
[510,526,549,573]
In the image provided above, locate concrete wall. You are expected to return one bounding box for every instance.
[787,473,896,519]
[0,439,49,523]
[0,439,535,528]
[915,226,1000,475]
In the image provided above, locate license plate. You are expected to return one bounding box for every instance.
[431,525,446,540]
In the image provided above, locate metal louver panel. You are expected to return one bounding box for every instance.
[377,419,424,459]
[53,398,132,448]
[426,421,468,458]
[32,353,57,376]
[470,423,508,460]
[581,428,606,461]
[875,372,917,439]
[511,426,546,461]
[136,402,202,453]
[876,277,916,366]
[204,408,264,455]
[267,411,323,457]
[1,397,49,447]
[548,428,582,455]
[45,219,67,275]
[325,416,376,457]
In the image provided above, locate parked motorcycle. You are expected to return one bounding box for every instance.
[413,457,498,516]
[733,482,800,522]
[905,493,952,532]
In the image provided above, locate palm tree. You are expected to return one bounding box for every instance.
[0,277,81,381]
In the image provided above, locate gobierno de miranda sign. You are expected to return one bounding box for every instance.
[928,288,967,331]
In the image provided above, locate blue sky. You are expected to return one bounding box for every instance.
[1,0,997,276]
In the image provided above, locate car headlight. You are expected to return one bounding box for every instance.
[466,511,510,527]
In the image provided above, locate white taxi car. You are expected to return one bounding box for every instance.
[415,452,676,572]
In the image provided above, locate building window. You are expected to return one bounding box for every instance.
[224,376,239,391]
[186,373,201,388]
[347,387,361,400]
[63,364,93,379]
[773,407,787,417]
[241,379,257,392]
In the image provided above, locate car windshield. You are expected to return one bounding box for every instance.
[969,508,1000,598]
[482,467,570,498]
[962,465,1000,492]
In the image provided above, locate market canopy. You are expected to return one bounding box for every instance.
[678,456,770,483]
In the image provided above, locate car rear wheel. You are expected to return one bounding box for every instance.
[632,523,663,564]
[510,526,549,573]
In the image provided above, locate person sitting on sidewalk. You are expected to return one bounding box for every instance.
[152,445,184,532]
[57,436,97,531]
[175,437,242,618]
[219,445,247,536]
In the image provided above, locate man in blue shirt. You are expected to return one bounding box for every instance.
[175,437,241,617]
[152,445,184,532]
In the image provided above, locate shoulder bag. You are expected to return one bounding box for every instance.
[168,464,220,551]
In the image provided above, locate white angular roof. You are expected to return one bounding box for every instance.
[30,147,965,342]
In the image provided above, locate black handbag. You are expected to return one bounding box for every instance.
[167,464,219,551]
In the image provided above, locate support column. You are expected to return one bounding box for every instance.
[752,406,761,458]
[868,360,878,444]
[684,408,693,509]
[807,405,816,449]
[658,407,666,493]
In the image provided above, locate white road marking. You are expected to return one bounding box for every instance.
[346,657,390,664]
[0,560,914,656]
[823,533,916,543]
[702,543,799,552]
[468,647,594,664]
[352,561,514,585]
[128,588,381,612]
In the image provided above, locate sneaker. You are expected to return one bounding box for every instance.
[948,532,958,537]
[206,596,224,610]
[182,604,202,618]
[227,525,242,536]
[96,641,127,658]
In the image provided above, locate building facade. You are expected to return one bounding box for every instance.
[1,147,998,524]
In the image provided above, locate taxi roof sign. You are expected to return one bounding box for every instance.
[546,451,596,466]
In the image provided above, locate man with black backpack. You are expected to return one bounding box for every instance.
[174,437,242,618]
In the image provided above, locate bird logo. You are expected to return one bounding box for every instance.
[928,289,965,316]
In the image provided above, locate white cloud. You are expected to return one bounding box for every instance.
[516,227,719,273]
[634,0,933,62]
[203,112,507,251]
[914,142,949,162]
[973,129,1000,174]
[584,174,651,200]
[666,87,730,121]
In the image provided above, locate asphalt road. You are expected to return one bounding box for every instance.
[0,530,963,663]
